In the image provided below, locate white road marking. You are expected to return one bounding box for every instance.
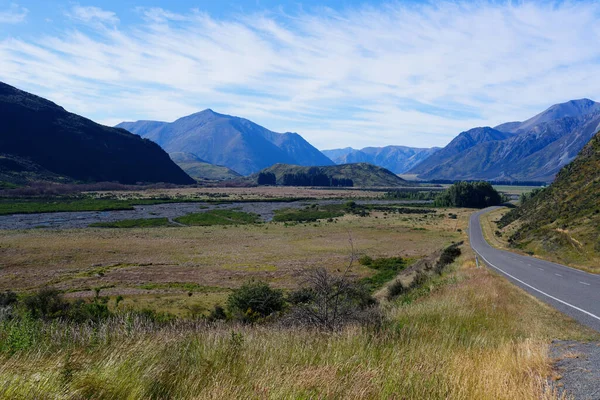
[580,282,591,286]
[474,250,600,323]
[555,273,563,277]
[538,268,544,271]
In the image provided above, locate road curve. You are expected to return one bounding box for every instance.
[469,207,600,333]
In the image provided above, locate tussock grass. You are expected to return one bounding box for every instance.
[0,253,593,399]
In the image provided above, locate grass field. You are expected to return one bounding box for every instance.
[0,189,596,398]
[0,249,595,399]
[0,205,466,315]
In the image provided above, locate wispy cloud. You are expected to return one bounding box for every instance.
[0,3,28,24]
[67,5,119,26]
[1,1,600,149]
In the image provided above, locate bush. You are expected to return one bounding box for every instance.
[286,268,378,330]
[358,255,373,266]
[287,287,315,305]
[387,280,407,299]
[226,280,285,322]
[207,304,227,322]
[435,243,462,274]
[0,291,17,307]
[22,288,71,320]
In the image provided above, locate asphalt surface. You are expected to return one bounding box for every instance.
[470,207,600,333]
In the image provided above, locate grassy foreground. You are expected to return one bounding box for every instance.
[0,254,593,399]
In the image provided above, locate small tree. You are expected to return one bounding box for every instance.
[226,280,284,321]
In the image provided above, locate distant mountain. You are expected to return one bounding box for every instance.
[117,110,334,176]
[324,146,440,174]
[251,163,409,187]
[0,82,194,185]
[321,147,356,161]
[499,131,600,267]
[409,99,600,182]
[169,152,240,181]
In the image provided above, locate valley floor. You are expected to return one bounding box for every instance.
[0,189,596,398]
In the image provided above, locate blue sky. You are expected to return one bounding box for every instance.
[1,0,600,149]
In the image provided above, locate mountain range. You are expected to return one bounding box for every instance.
[322,146,440,174]
[0,82,194,185]
[409,99,600,182]
[117,110,334,176]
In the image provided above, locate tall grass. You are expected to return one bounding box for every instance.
[0,257,591,399]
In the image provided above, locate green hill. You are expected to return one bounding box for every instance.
[169,153,241,181]
[499,131,600,267]
[251,163,409,187]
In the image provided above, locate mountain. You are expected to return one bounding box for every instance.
[324,146,440,174]
[169,152,240,181]
[321,147,356,161]
[117,110,334,176]
[0,82,194,185]
[409,99,600,182]
[498,131,600,268]
[251,163,410,187]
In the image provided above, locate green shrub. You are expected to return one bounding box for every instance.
[358,255,373,266]
[207,305,227,322]
[287,287,315,305]
[226,280,284,321]
[22,288,71,320]
[387,280,407,300]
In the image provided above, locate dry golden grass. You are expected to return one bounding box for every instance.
[0,250,594,399]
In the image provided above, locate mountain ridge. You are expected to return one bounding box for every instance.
[117,110,333,176]
[322,145,439,174]
[408,99,600,182]
[0,82,194,185]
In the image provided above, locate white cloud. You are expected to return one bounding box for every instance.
[2,1,600,149]
[0,3,28,24]
[68,5,119,25]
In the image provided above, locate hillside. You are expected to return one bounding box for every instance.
[252,163,409,187]
[499,131,600,267]
[323,146,439,174]
[0,82,194,185]
[409,99,600,182]
[169,152,240,181]
[117,110,333,175]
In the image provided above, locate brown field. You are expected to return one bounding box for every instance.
[0,205,468,315]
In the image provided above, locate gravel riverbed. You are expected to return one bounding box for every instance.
[0,200,427,230]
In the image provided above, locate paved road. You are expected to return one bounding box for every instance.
[470,207,600,333]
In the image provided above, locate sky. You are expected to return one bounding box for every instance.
[1,1,600,150]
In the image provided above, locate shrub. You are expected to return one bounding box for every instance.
[0,291,17,307]
[358,255,373,266]
[287,287,315,305]
[22,288,71,320]
[226,280,285,322]
[387,280,407,299]
[435,243,462,274]
[286,268,379,330]
[207,304,227,322]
